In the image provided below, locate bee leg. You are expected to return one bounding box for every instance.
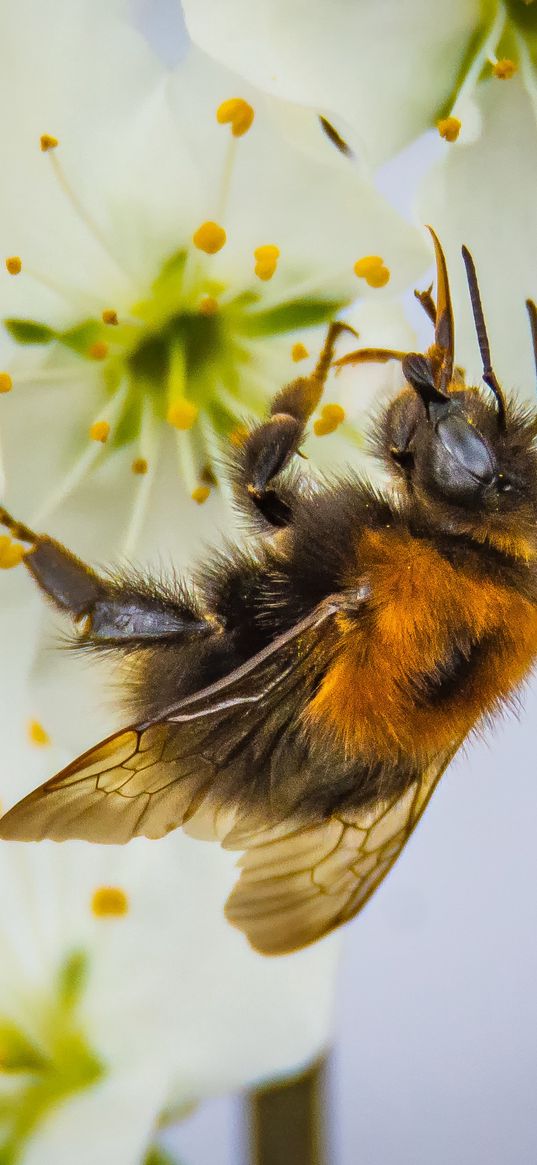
[0,507,214,646]
[526,300,537,383]
[333,346,408,372]
[232,321,355,527]
[414,284,436,325]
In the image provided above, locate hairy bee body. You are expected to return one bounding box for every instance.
[2,233,537,955]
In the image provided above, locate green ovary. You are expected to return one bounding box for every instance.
[4,245,345,467]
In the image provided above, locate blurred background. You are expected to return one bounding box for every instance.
[123,2,537,1162]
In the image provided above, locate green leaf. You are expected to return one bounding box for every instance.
[240,297,347,337]
[4,319,56,345]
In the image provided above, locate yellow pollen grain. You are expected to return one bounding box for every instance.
[199,296,219,315]
[89,341,108,361]
[167,399,198,430]
[230,424,249,447]
[28,719,50,746]
[292,342,309,362]
[321,402,345,424]
[5,257,22,275]
[91,886,129,918]
[89,420,110,443]
[437,116,461,143]
[0,535,27,569]
[102,308,118,326]
[40,133,59,152]
[254,243,280,281]
[192,221,227,255]
[492,58,517,80]
[216,97,255,137]
[353,254,390,288]
[131,457,148,475]
[0,373,13,393]
[191,485,211,505]
[313,416,339,437]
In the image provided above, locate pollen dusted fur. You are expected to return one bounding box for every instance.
[1,233,537,957]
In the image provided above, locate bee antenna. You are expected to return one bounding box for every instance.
[461,245,506,431]
[526,299,537,387]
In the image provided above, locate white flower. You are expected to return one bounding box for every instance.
[182,0,537,163]
[0,0,429,1152]
[419,72,537,403]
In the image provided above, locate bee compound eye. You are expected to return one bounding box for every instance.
[435,413,495,484]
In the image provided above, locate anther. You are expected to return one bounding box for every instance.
[353,255,390,288]
[292,343,309,362]
[0,535,27,569]
[40,134,59,152]
[131,457,148,475]
[191,485,211,504]
[254,244,280,281]
[102,309,118,326]
[5,257,22,275]
[91,886,129,917]
[28,719,50,746]
[198,296,219,315]
[192,222,227,254]
[89,421,110,443]
[216,98,255,137]
[167,400,199,430]
[492,58,517,79]
[0,373,13,393]
[88,341,108,361]
[437,117,461,142]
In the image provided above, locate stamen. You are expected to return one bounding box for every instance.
[229,424,249,447]
[437,117,461,142]
[88,341,108,361]
[27,719,50,746]
[0,535,27,569]
[131,457,148,475]
[313,402,346,436]
[292,343,309,362]
[192,221,227,254]
[30,384,128,526]
[40,133,59,152]
[46,151,133,285]
[191,485,211,504]
[354,255,390,288]
[491,58,517,79]
[167,400,198,430]
[216,98,255,138]
[123,404,159,558]
[91,886,129,917]
[5,257,22,275]
[0,373,13,393]
[89,421,110,443]
[102,309,118,326]
[254,244,280,281]
[199,296,219,315]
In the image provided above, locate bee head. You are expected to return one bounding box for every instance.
[375,359,537,547]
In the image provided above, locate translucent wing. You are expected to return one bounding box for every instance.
[0,600,340,845]
[224,748,458,955]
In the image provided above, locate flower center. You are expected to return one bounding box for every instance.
[3,99,349,522]
[0,951,103,1162]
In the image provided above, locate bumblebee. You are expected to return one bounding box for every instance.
[1,230,537,957]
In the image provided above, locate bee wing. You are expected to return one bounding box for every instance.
[427,226,454,391]
[0,599,340,845]
[224,747,458,955]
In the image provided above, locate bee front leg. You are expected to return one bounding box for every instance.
[0,507,214,647]
[232,321,354,528]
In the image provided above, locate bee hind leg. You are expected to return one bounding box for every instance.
[231,321,354,528]
[0,506,214,648]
